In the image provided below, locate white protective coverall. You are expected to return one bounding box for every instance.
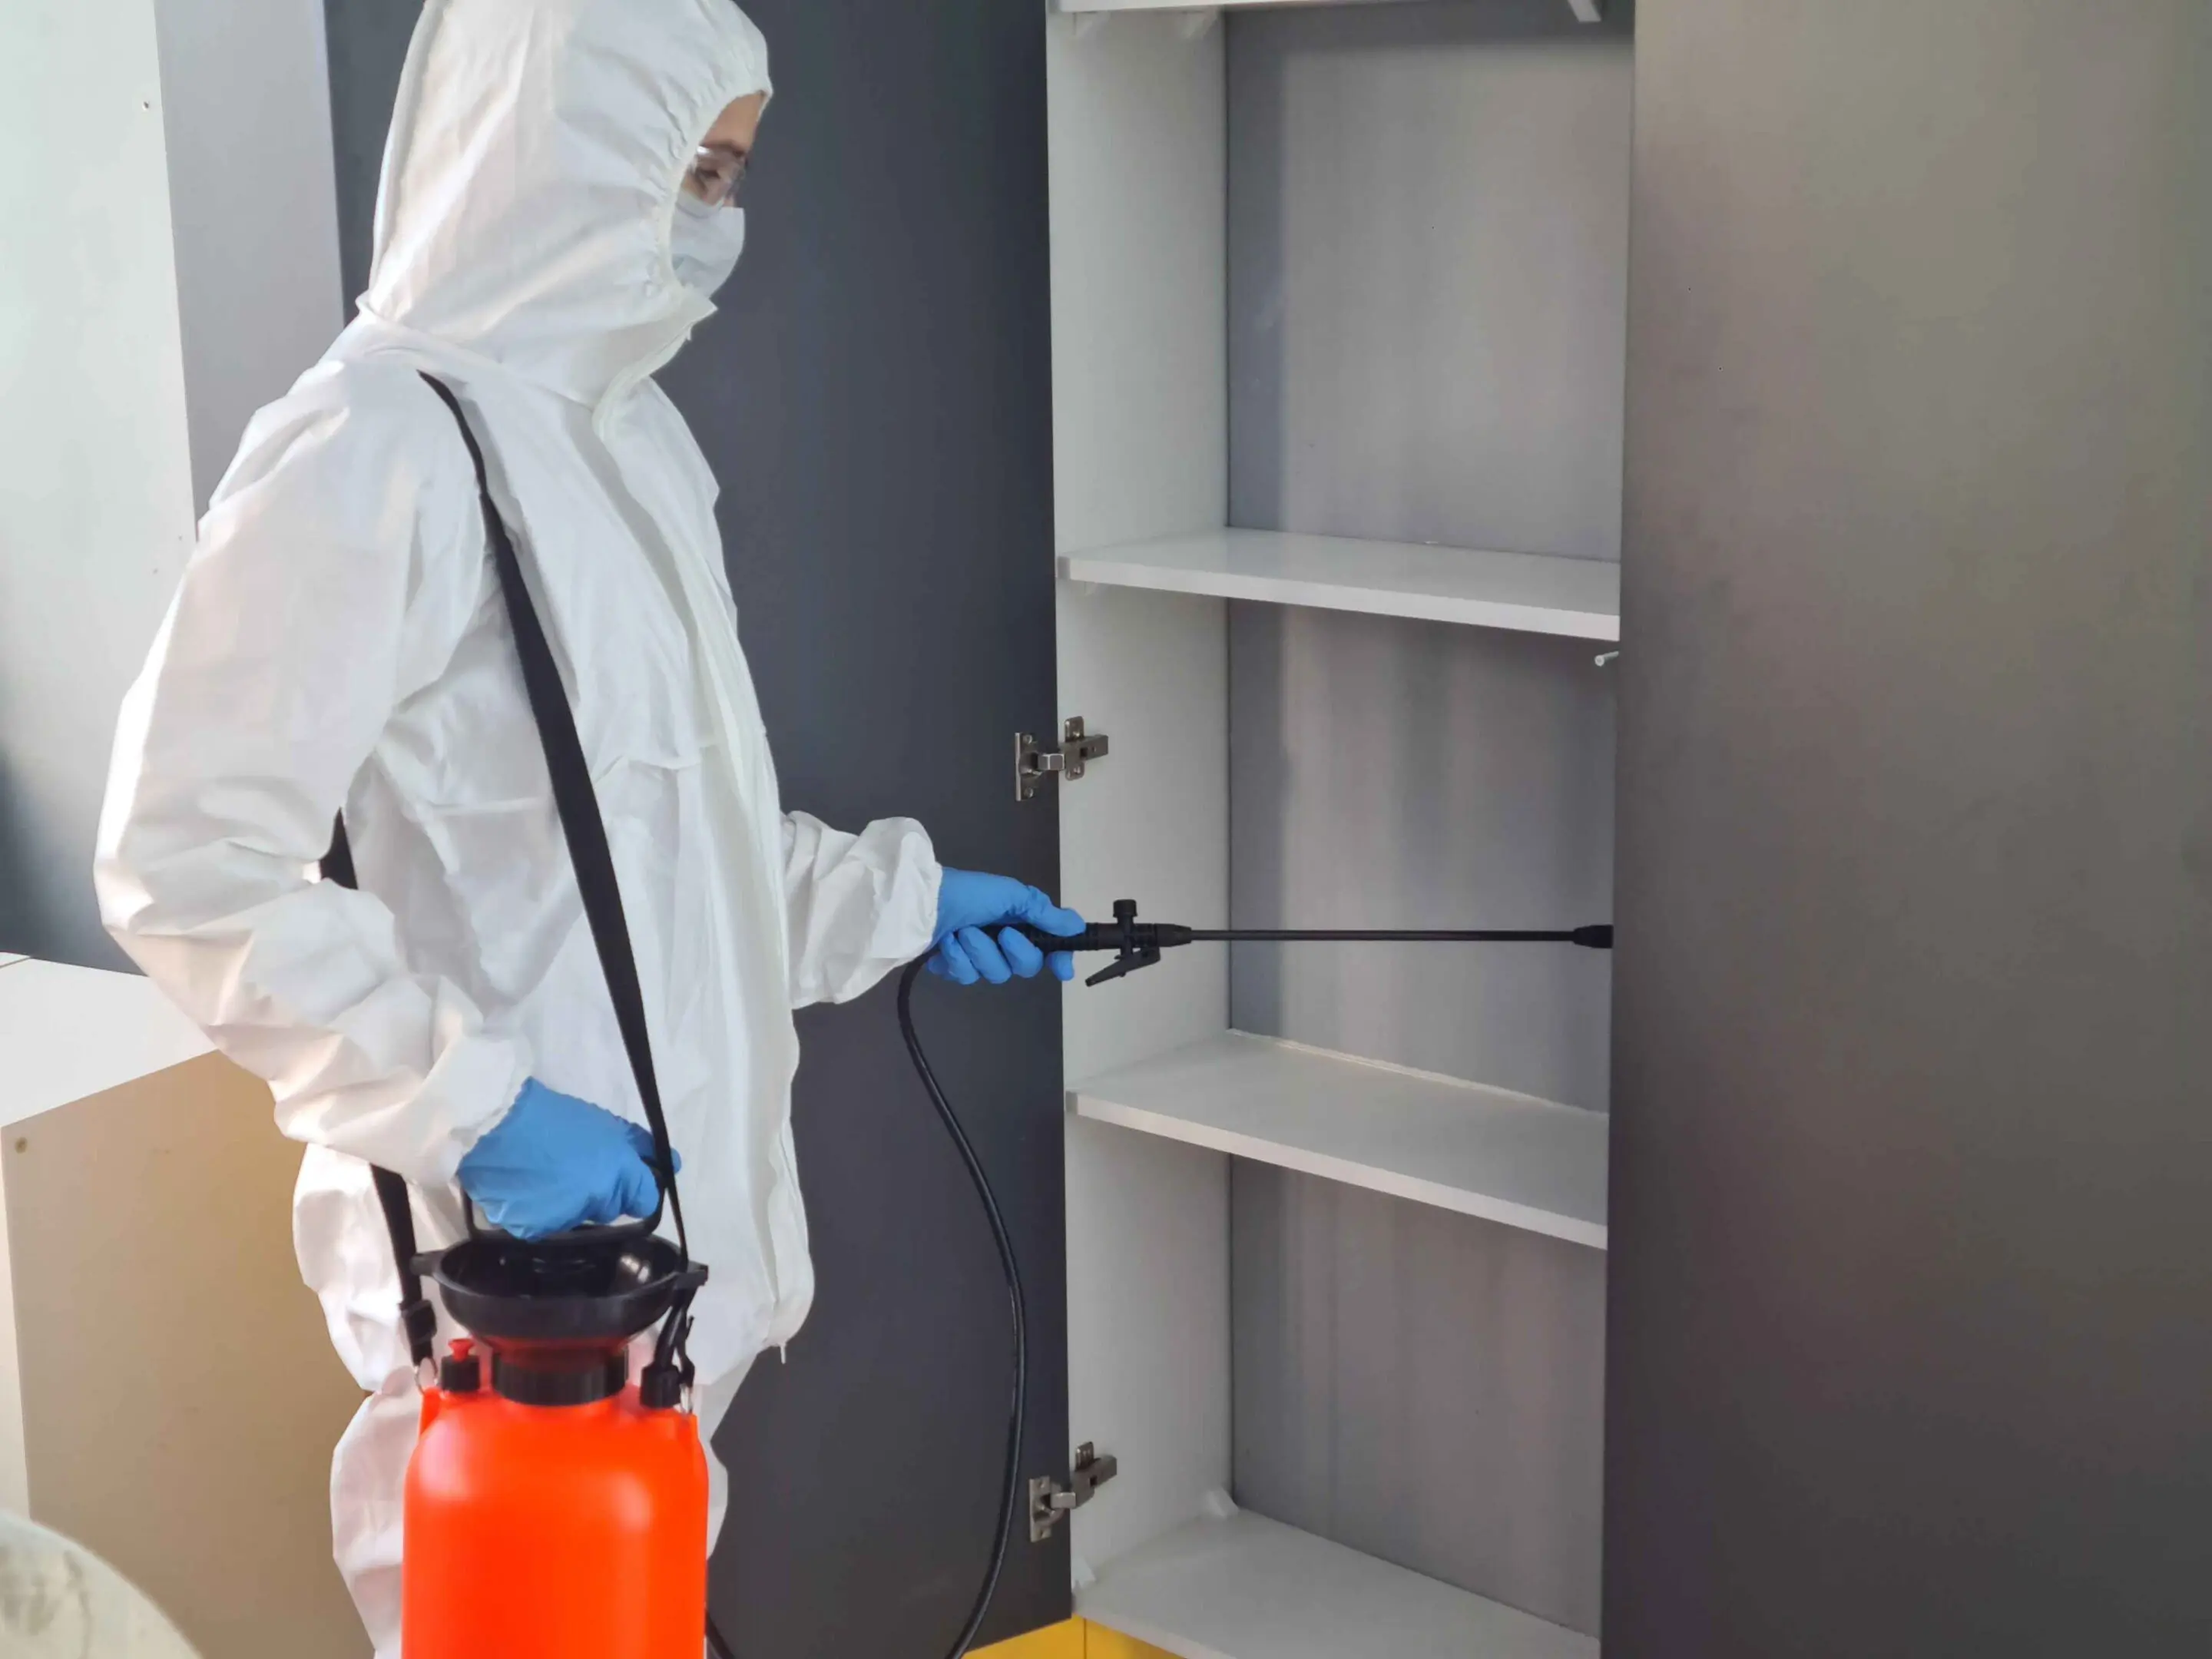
[94,3,940,1650]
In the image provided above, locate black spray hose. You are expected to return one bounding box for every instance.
[900,957,1031,1659]
[703,962,1027,1659]
[902,899,1611,1658]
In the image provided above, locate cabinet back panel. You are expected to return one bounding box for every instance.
[1227,0,1633,561]
[1230,604,1615,1110]
[1231,1161,1605,1635]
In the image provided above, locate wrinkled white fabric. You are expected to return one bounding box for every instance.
[94,2,940,1651]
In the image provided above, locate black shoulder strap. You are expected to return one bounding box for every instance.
[414,372,688,1263]
[324,373,692,1369]
[322,820,440,1369]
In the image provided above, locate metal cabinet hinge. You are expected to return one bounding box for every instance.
[1015,717,1110,803]
[1029,1442,1118,1541]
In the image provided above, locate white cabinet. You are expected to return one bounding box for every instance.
[1047,3,1629,1652]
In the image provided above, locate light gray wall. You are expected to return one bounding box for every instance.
[1227,0,1632,561]
[1224,2,1629,1634]
[0,1,200,969]
[0,0,342,968]
[156,0,346,514]
[1608,2,2212,1653]
[1233,1163,1606,1635]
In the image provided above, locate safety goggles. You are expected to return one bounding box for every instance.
[686,144,749,210]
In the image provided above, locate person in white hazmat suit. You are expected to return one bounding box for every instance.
[93,2,1083,1651]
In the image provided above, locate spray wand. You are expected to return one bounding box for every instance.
[1015,897,1613,985]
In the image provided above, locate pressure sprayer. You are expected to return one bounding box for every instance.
[336,371,1611,1659]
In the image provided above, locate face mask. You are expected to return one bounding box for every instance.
[671,194,747,298]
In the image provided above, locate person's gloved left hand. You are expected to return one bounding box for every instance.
[457,1078,674,1241]
[929,869,1086,985]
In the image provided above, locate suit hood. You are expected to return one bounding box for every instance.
[359,0,770,411]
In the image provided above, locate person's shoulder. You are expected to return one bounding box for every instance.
[303,353,452,428]
[210,356,465,524]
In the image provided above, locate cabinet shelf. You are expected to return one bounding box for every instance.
[1069,1031,1608,1249]
[1079,1505,1598,1659]
[1058,528,1620,639]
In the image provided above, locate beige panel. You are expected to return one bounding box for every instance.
[6,1051,369,1657]
[0,1161,24,1512]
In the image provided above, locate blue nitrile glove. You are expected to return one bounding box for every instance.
[928,869,1086,986]
[457,1078,674,1242]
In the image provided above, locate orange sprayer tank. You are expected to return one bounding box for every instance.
[401,1217,711,1659]
[403,1341,707,1659]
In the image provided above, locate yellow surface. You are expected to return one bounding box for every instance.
[1083,1624,1178,1659]
[973,1621,1085,1659]
[973,1618,1173,1659]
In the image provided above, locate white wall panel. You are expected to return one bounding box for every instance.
[0,0,199,967]
[0,0,341,967]
[1065,1118,1231,1578]
[1048,12,1227,554]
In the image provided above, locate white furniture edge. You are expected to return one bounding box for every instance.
[0,959,214,1130]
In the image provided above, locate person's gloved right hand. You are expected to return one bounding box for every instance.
[456,1078,667,1241]
[928,868,1085,985]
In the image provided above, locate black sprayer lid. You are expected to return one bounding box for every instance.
[426,1230,704,1348]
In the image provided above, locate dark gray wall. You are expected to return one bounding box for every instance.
[1608,2,2212,1654]
[326,1,1067,1651]
[323,0,413,310]
[661,2,1065,1649]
